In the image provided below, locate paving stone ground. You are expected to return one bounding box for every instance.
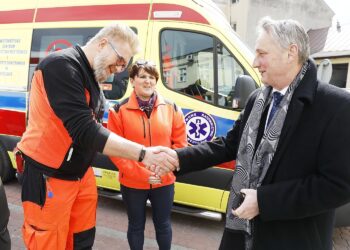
[4,180,350,250]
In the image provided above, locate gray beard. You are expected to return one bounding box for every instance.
[93,54,109,83]
[94,69,108,83]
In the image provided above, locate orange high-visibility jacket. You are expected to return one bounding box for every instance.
[108,91,187,189]
[18,46,109,180]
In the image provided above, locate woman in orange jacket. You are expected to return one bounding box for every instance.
[107,60,187,250]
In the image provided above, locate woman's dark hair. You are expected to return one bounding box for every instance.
[128,62,159,82]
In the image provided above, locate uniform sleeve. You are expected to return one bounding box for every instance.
[107,108,134,173]
[43,58,109,153]
[170,105,188,149]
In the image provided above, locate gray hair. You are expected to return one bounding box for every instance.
[257,16,310,63]
[87,23,140,55]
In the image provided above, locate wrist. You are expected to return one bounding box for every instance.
[138,146,146,162]
[174,150,180,171]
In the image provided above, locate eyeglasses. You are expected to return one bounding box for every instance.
[108,41,127,70]
[135,60,156,67]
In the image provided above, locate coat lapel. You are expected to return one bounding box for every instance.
[263,60,318,184]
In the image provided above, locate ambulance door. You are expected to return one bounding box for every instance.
[148,21,258,213]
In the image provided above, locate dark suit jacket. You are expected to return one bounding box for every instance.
[176,60,350,250]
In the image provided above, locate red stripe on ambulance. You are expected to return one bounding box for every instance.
[0,110,26,136]
[33,4,208,24]
[35,4,151,22]
[0,9,35,24]
[0,4,208,24]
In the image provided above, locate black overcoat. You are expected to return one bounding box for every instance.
[176,61,350,250]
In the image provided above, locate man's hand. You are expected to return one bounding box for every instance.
[232,189,259,220]
[152,147,179,176]
[142,146,178,176]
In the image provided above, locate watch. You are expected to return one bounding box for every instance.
[138,146,146,162]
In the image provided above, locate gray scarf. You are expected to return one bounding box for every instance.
[226,61,310,249]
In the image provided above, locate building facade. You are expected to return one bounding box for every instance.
[309,23,350,89]
[214,0,334,50]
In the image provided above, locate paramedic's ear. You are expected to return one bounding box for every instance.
[98,38,108,50]
[129,77,135,88]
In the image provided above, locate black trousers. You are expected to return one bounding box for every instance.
[121,184,174,250]
[0,179,11,250]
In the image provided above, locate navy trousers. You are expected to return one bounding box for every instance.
[121,184,174,250]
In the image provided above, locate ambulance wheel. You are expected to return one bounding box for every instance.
[0,142,15,183]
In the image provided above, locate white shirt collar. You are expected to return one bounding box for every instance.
[272,86,288,96]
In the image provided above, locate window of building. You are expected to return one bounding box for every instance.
[330,63,348,88]
[178,67,187,82]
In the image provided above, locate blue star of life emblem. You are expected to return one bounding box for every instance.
[184,111,216,145]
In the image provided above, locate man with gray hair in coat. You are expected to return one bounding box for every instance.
[152,17,350,250]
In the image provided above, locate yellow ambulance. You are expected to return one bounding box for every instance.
[0,0,260,220]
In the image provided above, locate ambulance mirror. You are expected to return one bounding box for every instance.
[102,71,129,100]
[232,75,256,109]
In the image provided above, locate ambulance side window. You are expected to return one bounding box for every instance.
[30,28,100,86]
[161,30,214,104]
[160,29,252,109]
[217,43,245,107]
[29,27,136,100]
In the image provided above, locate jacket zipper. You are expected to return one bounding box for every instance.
[148,119,152,146]
[141,116,146,138]
[148,118,152,189]
[140,113,152,188]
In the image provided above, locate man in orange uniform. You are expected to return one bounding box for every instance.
[16,23,176,250]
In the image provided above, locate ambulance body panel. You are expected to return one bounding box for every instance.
[0,0,260,219]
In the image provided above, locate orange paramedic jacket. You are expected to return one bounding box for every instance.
[17,46,110,180]
[108,91,187,189]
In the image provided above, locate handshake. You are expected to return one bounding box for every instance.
[141,146,179,185]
